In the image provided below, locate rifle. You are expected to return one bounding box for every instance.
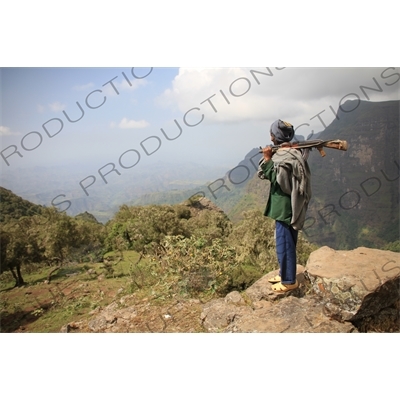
[259,139,348,157]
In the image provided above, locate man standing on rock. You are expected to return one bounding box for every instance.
[258,119,312,293]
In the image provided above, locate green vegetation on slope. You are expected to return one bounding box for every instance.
[0,190,317,332]
[0,187,44,223]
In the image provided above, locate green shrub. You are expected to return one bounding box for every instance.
[229,264,263,291]
[148,235,238,296]
[228,209,277,272]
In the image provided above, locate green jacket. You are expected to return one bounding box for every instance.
[260,159,292,225]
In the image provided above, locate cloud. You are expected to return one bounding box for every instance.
[114,118,149,129]
[156,67,400,127]
[48,101,66,112]
[0,126,19,137]
[101,76,148,98]
[36,101,66,113]
[73,82,95,91]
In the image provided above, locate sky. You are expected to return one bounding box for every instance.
[1,67,399,176]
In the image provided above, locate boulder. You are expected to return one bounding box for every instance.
[305,246,400,322]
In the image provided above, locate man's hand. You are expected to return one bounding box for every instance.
[262,146,273,161]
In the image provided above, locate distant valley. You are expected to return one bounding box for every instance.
[0,162,228,223]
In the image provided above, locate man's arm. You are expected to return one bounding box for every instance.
[258,146,275,181]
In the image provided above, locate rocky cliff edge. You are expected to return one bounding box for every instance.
[201,246,400,333]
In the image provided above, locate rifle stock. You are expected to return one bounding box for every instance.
[259,139,348,157]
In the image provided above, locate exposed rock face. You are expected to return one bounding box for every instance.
[305,246,400,323]
[226,296,355,333]
[201,247,400,333]
[201,268,355,333]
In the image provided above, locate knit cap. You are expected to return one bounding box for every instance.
[270,119,295,143]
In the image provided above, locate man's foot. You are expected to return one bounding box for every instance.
[268,275,281,283]
[271,281,299,293]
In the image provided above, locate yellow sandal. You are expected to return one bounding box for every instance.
[268,275,281,283]
[271,281,299,293]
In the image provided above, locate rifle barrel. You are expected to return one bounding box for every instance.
[258,139,347,154]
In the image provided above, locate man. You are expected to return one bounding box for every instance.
[258,119,312,293]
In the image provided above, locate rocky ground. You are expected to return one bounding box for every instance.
[61,246,400,333]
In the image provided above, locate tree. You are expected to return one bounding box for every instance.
[185,208,232,244]
[0,207,107,287]
[73,217,106,262]
[106,204,190,253]
[0,226,30,287]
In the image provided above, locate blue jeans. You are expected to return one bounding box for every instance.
[275,221,298,285]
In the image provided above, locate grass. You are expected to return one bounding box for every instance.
[0,251,142,333]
